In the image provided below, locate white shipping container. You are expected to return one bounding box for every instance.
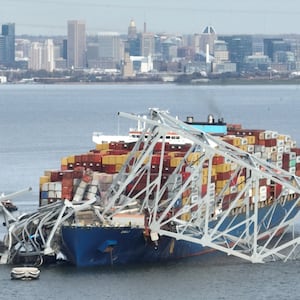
[259,193,267,202]
[41,183,49,192]
[253,152,262,158]
[79,181,88,189]
[259,186,267,194]
[86,192,97,200]
[264,131,272,139]
[247,145,254,152]
[240,138,248,145]
[289,167,296,174]
[73,194,83,202]
[277,139,284,147]
[48,191,56,198]
[49,182,56,191]
[75,186,85,197]
[254,145,265,152]
[54,182,62,191]
[88,185,98,194]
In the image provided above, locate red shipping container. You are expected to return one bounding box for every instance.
[264,139,277,147]
[291,148,300,155]
[50,170,63,182]
[213,156,225,165]
[201,184,207,197]
[62,170,74,180]
[75,155,82,163]
[151,154,161,165]
[217,171,232,181]
[181,171,191,182]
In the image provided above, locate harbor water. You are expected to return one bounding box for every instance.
[1,84,300,299]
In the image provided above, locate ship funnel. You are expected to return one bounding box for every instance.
[186,116,194,123]
[208,114,214,124]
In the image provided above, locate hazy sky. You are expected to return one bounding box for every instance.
[1,0,300,36]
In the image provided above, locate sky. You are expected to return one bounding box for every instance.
[1,0,300,36]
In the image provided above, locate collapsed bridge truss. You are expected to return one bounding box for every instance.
[1,108,300,264]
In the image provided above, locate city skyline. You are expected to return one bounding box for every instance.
[2,0,300,36]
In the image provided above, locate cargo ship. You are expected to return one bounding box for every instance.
[35,111,300,266]
[2,109,300,267]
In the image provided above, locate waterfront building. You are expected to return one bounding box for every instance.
[42,39,55,72]
[140,32,155,57]
[199,25,216,55]
[29,42,42,70]
[213,40,229,63]
[218,35,253,71]
[87,32,121,69]
[263,38,290,62]
[0,23,15,66]
[67,20,86,69]
[28,39,55,71]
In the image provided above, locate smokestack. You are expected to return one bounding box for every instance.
[144,22,147,33]
[206,44,210,64]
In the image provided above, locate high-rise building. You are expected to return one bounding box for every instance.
[263,38,290,62]
[67,20,86,69]
[42,39,55,72]
[0,23,15,65]
[29,42,42,70]
[28,39,55,71]
[87,32,121,69]
[199,25,216,55]
[128,19,137,40]
[218,35,253,71]
[99,32,121,69]
[140,32,155,57]
[0,36,4,63]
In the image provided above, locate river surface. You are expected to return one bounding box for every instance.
[1,83,300,299]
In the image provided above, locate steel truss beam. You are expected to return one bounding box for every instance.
[107,108,300,263]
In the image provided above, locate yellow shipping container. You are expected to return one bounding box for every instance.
[216,180,228,189]
[61,157,68,166]
[115,154,126,165]
[115,164,123,172]
[239,145,248,152]
[237,182,246,192]
[246,136,256,145]
[96,143,110,151]
[40,175,50,186]
[67,155,75,164]
[182,197,190,205]
[233,137,241,146]
[202,168,208,177]
[211,166,216,177]
[216,163,231,173]
[102,155,116,165]
[216,187,231,195]
[187,153,201,164]
[170,157,183,167]
[181,213,191,221]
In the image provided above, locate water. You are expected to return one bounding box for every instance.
[1,84,300,299]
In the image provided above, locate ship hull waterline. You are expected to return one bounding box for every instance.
[61,199,299,267]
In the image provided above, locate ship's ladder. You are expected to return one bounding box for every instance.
[104,108,300,263]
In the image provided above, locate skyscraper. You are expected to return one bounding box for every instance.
[0,23,15,65]
[67,20,86,69]
[92,32,121,69]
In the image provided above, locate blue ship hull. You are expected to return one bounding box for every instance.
[61,199,299,267]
